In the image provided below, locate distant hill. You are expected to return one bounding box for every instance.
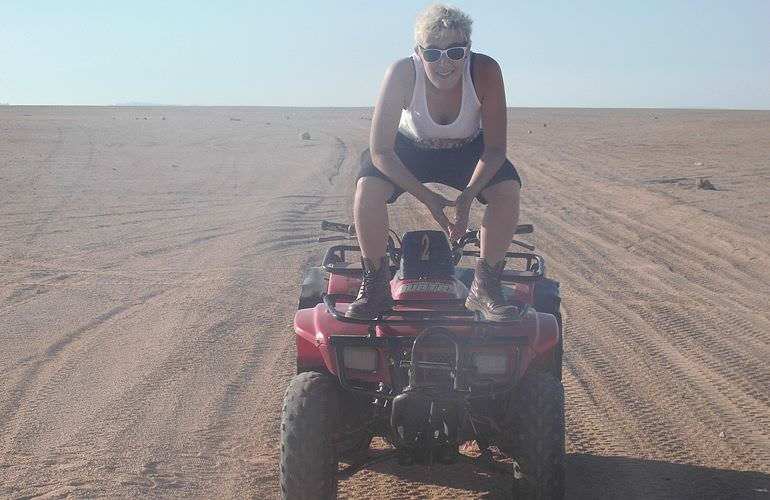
[113,101,168,106]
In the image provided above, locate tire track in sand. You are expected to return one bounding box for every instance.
[0,291,165,451]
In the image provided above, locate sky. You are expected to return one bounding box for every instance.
[1,0,768,109]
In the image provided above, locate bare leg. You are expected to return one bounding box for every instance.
[479,180,521,265]
[354,176,395,264]
[347,176,396,319]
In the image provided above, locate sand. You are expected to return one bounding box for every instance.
[0,106,768,499]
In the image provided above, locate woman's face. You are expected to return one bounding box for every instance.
[416,29,469,91]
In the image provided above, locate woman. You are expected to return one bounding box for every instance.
[347,4,522,322]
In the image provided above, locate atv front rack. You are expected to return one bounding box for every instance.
[322,245,546,282]
[323,294,529,328]
[329,327,530,480]
[328,332,528,400]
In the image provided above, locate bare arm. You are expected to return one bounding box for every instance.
[450,54,508,240]
[464,54,508,197]
[369,58,455,232]
[369,59,434,203]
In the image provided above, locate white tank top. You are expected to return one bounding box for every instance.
[398,53,482,148]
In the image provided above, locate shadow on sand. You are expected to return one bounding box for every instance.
[358,451,769,499]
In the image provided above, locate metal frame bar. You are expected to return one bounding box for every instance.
[322,244,545,282]
[329,334,527,401]
[323,294,529,327]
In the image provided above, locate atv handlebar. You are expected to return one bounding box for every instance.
[321,220,356,235]
[454,228,535,252]
[320,220,534,250]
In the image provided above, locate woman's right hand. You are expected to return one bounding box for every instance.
[422,190,456,236]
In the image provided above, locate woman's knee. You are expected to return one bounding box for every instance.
[356,176,395,204]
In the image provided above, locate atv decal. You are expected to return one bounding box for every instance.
[398,282,454,294]
[420,234,430,261]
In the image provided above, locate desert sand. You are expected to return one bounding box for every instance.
[1,106,768,499]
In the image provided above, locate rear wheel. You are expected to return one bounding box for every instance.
[534,279,563,381]
[280,371,340,499]
[509,370,565,500]
[551,311,563,381]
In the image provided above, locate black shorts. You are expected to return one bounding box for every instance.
[356,132,522,204]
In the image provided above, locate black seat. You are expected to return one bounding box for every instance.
[399,230,455,280]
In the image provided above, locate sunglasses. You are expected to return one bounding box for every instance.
[419,45,468,63]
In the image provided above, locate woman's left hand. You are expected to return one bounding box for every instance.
[449,190,474,242]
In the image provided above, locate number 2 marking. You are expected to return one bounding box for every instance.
[420,234,430,261]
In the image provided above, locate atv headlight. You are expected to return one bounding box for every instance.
[472,352,508,376]
[342,347,378,372]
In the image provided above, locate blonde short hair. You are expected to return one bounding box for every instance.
[414,4,473,46]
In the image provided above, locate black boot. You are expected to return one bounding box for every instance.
[345,257,394,320]
[465,259,520,321]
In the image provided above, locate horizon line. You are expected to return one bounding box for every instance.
[2,104,769,112]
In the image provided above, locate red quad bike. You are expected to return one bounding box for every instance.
[280,221,564,500]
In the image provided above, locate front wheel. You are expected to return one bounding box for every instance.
[510,371,565,499]
[280,371,340,499]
